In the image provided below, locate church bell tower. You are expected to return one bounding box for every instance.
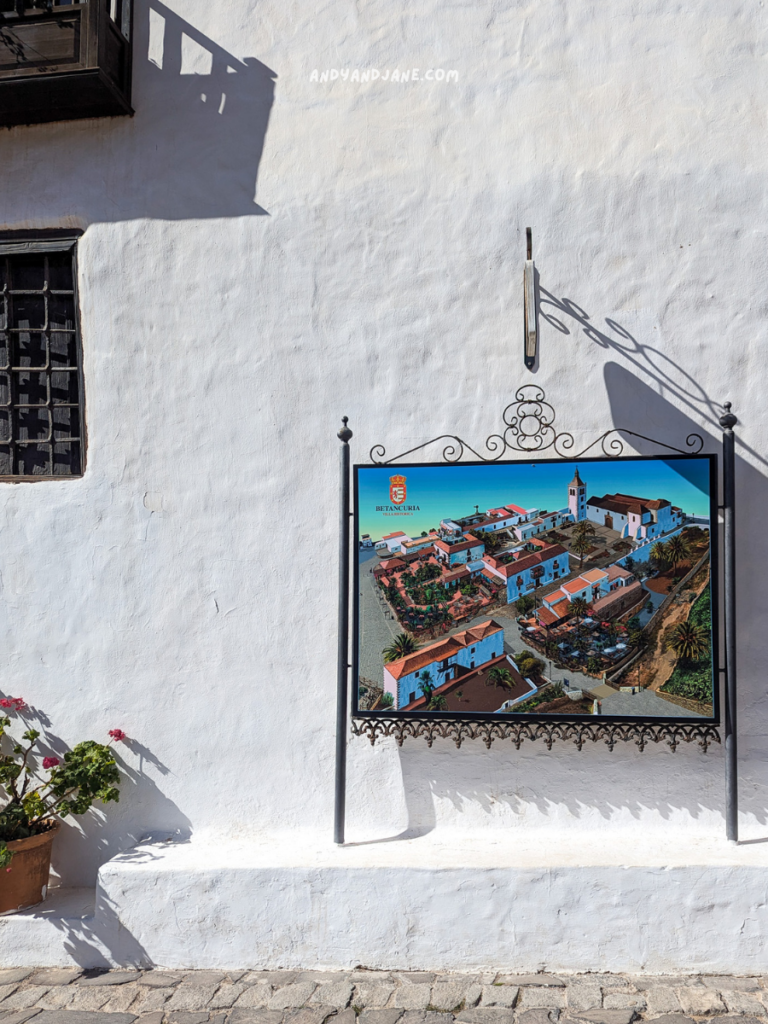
[569,468,586,522]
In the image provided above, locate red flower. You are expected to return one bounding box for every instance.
[109,729,127,742]
[42,757,60,769]
[0,697,27,711]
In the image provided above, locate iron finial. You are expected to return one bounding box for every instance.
[338,416,353,443]
[719,402,737,430]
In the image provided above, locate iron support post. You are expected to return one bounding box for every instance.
[720,402,738,842]
[334,417,353,845]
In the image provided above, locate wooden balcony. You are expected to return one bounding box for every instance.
[0,0,132,127]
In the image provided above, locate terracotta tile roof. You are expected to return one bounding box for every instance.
[384,619,503,680]
[489,543,567,579]
[581,568,609,584]
[442,567,471,583]
[552,598,572,618]
[384,637,465,680]
[543,588,568,606]
[588,492,672,517]
[378,558,405,571]
[382,531,407,540]
[591,579,644,615]
[562,578,590,595]
[505,503,528,515]
[537,607,560,627]
[606,564,632,581]
[435,537,483,554]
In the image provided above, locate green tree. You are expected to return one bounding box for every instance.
[544,639,559,660]
[666,621,709,662]
[573,520,596,542]
[487,666,515,690]
[650,541,668,571]
[515,594,536,617]
[383,633,417,663]
[379,692,394,709]
[426,693,448,711]
[569,596,589,622]
[666,533,690,573]
[586,656,602,674]
[570,534,593,568]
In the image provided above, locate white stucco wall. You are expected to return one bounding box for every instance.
[0,0,766,927]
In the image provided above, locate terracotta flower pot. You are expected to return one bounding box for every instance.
[0,822,60,915]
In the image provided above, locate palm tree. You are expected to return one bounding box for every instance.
[570,534,593,568]
[383,632,417,663]
[666,533,690,573]
[650,541,668,571]
[426,693,448,711]
[666,621,709,662]
[573,520,596,542]
[487,666,515,690]
[569,596,589,622]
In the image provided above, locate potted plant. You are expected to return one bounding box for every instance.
[0,697,125,915]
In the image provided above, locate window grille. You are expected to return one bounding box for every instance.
[0,235,84,478]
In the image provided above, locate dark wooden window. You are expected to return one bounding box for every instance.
[0,0,132,127]
[0,235,85,478]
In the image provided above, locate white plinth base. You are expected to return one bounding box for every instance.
[3,831,768,972]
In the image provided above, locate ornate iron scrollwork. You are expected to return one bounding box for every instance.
[370,385,704,465]
[351,717,720,753]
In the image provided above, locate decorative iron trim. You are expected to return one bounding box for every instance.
[370,385,704,465]
[351,717,720,753]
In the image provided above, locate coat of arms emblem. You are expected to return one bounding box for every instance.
[389,474,407,505]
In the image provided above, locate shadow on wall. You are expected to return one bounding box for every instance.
[379,297,768,842]
[0,0,277,222]
[131,0,276,218]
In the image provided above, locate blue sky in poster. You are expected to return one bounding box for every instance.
[356,458,712,540]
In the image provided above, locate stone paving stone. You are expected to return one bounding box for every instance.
[166,988,221,1012]
[233,987,272,1010]
[515,1010,559,1024]
[350,975,393,985]
[393,978,436,987]
[228,1011,285,1024]
[430,984,482,1012]
[677,989,726,1016]
[65,992,112,1013]
[704,979,762,992]
[639,1015,695,1024]
[600,996,645,1012]
[137,977,184,990]
[456,1009,517,1024]
[31,975,81,989]
[333,1010,356,1024]
[283,1009,338,1024]
[135,1014,164,1024]
[399,1013,453,1024]
[0,1012,42,1024]
[101,986,142,1013]
[242,976,297,987]
[129,990,175,1014]
[358,1010,405,1024]
[33,994,74,1014]
[180,976,227,988]
[643,988,682,1016]
[0,993,22,1007]
[564,985,602,1012]
[716,1016,766,1024]
[33,1013,137,1024]
[1,990,52,1011]
[352,982,396,1008]
[391,988,432,1011]
[518,990,567,1011]
[78,975,141,989]
[625,981,690,993]
[719,994,768,1016]
[309,985,352,1009]
[434,979,481,988]
[0,974,34,988]
[207,985,247,1010]
[500,979,565,989]
[479,986,519,1009]
[297,976,349,986]
[564,1011,637,1024]
[267,985,318,1011]
[166,1014,211,1024]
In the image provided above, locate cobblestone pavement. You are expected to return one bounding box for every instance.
[1,969,767,1024]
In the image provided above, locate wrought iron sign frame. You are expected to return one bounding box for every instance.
[334,387,738,844]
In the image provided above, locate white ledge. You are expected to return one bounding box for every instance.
[3,831,768,971]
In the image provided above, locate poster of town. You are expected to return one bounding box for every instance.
[353,456,718,720]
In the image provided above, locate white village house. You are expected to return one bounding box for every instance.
[0,0,765,979]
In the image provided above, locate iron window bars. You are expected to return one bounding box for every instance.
[0,234,85,478]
